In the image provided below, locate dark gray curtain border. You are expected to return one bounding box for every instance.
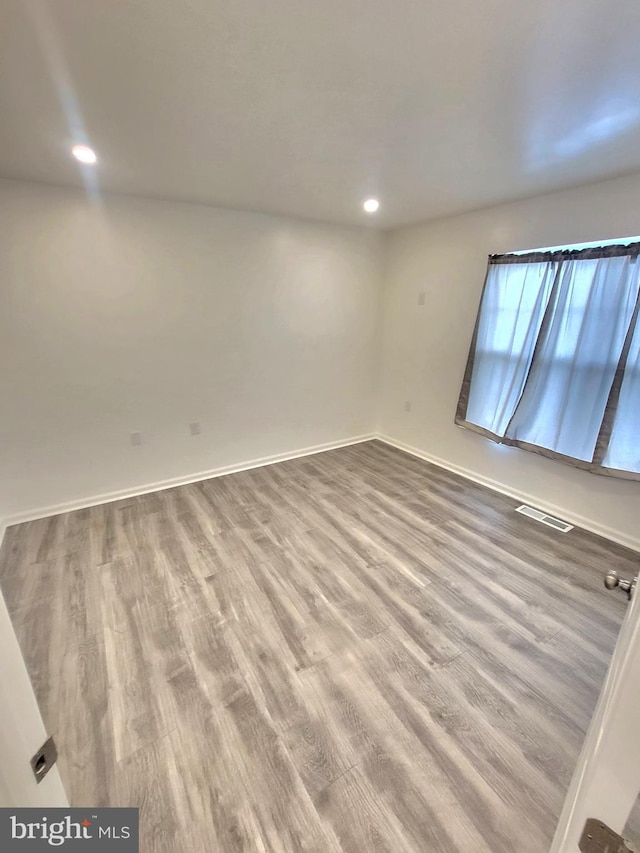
[455,259,492,425]
[593,280,640,466]
[455,419,640,482]
[490,242,640,265]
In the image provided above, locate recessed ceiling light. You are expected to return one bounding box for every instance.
[72,144,97,164]
[363,198,380,213]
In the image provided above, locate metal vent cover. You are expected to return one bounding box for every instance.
[515,504,574,533]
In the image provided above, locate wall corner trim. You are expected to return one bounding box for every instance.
[2,434,376,527]
[4,432,638,555]
[376,433,640,554]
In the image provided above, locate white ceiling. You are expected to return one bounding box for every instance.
[1,0,640,228]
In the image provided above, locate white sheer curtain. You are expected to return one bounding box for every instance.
[603,316,640,473]
[466,261,557,435]
[507,256,640,460]
[457,247,640,478]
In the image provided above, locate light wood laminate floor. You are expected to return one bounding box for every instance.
[1,440,637,852]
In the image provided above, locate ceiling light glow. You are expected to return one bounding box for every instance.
[363,198,380,213]
[72,144,97,164]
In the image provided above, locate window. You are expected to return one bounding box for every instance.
[456,241,640,478]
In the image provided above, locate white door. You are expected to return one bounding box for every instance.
[0,586,67,807]
[551,571,640,852]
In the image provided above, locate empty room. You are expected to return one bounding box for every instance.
[1,1,640,851]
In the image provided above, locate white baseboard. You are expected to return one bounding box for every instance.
[3,431,637,553]
[2,433,376,528]
[376,434,640,553]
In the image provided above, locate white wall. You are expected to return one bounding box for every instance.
[378,172,640,550]
[3,172,640,548]
[0,180,383,518]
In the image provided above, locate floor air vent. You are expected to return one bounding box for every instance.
[515,505,574,533]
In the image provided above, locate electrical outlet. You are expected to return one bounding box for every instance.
[189,422,201,436]
[404,401,412,412]
[130,432,142,446]
[418,292,426,306]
